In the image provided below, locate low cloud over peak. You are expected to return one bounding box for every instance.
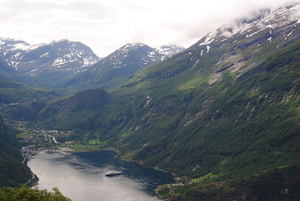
[0,0,297,56]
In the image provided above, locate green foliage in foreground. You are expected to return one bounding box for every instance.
[0,186,71,201]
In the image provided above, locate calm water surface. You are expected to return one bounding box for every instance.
[28,150,173,201]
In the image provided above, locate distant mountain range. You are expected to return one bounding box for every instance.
[0,38,185,90]
[0,38,100,74]
[63,42,185,90]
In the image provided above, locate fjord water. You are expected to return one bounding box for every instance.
[28,150,173,201]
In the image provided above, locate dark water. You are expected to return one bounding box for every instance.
[28,150,173,201]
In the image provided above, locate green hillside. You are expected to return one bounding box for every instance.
[0,116,33,187]
[0,59,58,187]
[0,85,60,122]
[62,43,164,91]
[35,12,300,199]
[106,29,300,178]
[0,55,61,122]
[0,55,34,86]
[38,88,109,133]
[1,4,300,199]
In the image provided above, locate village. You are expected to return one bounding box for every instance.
[19,128,77,162]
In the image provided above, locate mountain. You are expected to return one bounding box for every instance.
[0,38,99,74]
[38,88,108,133]
[0,115,34,187]
[156,43,186,60]
[0,50,31,86]
[0,55,61,122]
[0,38,184,91]
[62,42,185,90]
[36,2,300,200]
[0,56,61,187]
[114,1,300,173]
[0,38,100,88]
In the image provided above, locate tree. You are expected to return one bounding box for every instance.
[0,185,71,201]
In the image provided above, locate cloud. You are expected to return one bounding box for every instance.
[180,0,298,46]
[0,0,298,56]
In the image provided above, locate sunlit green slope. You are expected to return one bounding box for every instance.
[106,30,300,179]
[38,3,300,185]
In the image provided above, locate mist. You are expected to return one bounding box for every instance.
[0,0,298,56]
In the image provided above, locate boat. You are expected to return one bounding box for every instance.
[105,171,122,176]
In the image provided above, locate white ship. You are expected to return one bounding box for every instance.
[105,171,122,176]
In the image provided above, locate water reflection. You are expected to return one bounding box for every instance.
[28,150,173,201]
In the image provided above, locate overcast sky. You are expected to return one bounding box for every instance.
[0,0,297,57]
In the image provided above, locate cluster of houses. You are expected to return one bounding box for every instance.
[19,129,76,155]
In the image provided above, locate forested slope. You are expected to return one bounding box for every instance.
[38,3,300,181]
[0,116,33,187]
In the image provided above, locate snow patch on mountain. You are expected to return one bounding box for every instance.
[0,38,100,75]
[103,42,185,70]
[156,43,185,60]
[226,2,300,38]
[194,2,300,58]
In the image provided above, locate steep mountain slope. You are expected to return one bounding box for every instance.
[0,115,33,187]
[106,3,300,177]
[0,57,61,187]
[0,56,61,122]
[63,43,185,90]
[0,38,99,88]
[35,3,300,199]
[0,53,32,86]
[38,88,109,133]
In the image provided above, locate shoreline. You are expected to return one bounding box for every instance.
[33,147,174,200]
[74,148,175,176]
[31,147,174,177]
[73,148,120,154]
[29,148,173,200]
[71,148,175,200]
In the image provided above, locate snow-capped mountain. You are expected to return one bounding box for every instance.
[97,42,185,70]
[103,42,162,69]
[174,2,300,87]
[64,42,185,90]
[0,38,100,75]
[194,2,300,59]
[0,38,184,89]
[156,43,186,60]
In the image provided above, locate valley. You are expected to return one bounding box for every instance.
[1,2,300,200]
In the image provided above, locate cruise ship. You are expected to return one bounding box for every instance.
[105,171,122,176]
